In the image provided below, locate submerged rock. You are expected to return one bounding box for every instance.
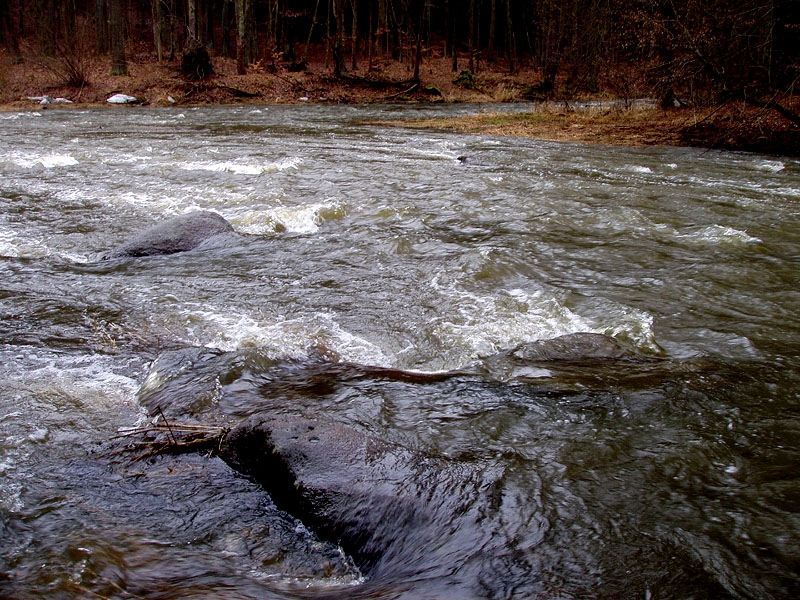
[477,332,666,382]
[101,211,236,260]
[510,332,640,362]
[135,335,699,595]
[218,414,531,593]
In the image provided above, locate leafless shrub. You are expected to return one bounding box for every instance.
[32,18,94,88]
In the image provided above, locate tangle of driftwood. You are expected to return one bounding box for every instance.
[104,408,227,464]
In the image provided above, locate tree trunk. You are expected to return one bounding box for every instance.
[236,0,256,74]
[377,0,386,57]
[367,0,373,70]
[109,0,127,75]
[331,0,345,76]
[61,0,75,48]
[537,0,563,91]
[187,0,198,44]
[488,0,496,62]
[301,0,321,64]
[412,0,424,83]
[0,0,21,60]
[506,0,516,73]
[222,0,235,57]
[203,0,213,48]
[350,0,357,71]
[448,0,457,71]
[151,0,167,63]
[468,0,475,72]
[38,0,58,56]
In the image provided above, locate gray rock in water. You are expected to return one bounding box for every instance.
[510,332,638,362]
[218,415,522,589]
[476,332,663,382]
[102,211,235,260]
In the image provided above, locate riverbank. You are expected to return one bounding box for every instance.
[383,101,800,155]
[2,52,798,155]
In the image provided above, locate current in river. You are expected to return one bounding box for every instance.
[0,104,799,599]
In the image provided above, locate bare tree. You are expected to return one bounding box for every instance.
[95,0,109,54]
[506,0,516,73]
[109,0,127,75]
[330,0,345,75]
[236,0,256,73]
[151,0,168,63]
[0,0,21,60]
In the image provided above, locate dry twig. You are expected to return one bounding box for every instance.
[104,412,227,464]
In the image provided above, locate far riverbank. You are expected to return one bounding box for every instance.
[2,53,797,156]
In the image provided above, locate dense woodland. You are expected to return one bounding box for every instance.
[1,1,798,112]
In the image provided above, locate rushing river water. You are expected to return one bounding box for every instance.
[0,104,798,599]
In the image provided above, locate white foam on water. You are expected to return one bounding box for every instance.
[236,200,346,235]
[774,186,800,198]
[102,191,194,215]
[677,224,762,245]
[5,151,79,169]
[432,287,595,358]
[2,350,142,410]
[754,160,785,173]
[428,283,660,365]
[661,328,761,360]
[0,229,52,258]
[170,308,390,366]
[0,349,143,511]
[0,112,42,120]
[404,139,465,161]
[596,307,659,351]
[587,206,666,237]
[178,156,302,175]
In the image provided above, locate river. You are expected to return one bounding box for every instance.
[1,104,798,599]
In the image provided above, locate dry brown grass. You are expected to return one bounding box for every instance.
[389,103,687,147]
[381,100,799,154]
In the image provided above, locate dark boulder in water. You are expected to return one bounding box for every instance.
[137,335,693,596]
[102,211,235,260]
[218,414,537,594]
[219,415,458,573]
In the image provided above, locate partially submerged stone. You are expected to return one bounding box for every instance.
[101,211,235,260]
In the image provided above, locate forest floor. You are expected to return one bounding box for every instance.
[1,48,798,156]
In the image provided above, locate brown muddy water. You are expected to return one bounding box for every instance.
[0,105,798,599]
